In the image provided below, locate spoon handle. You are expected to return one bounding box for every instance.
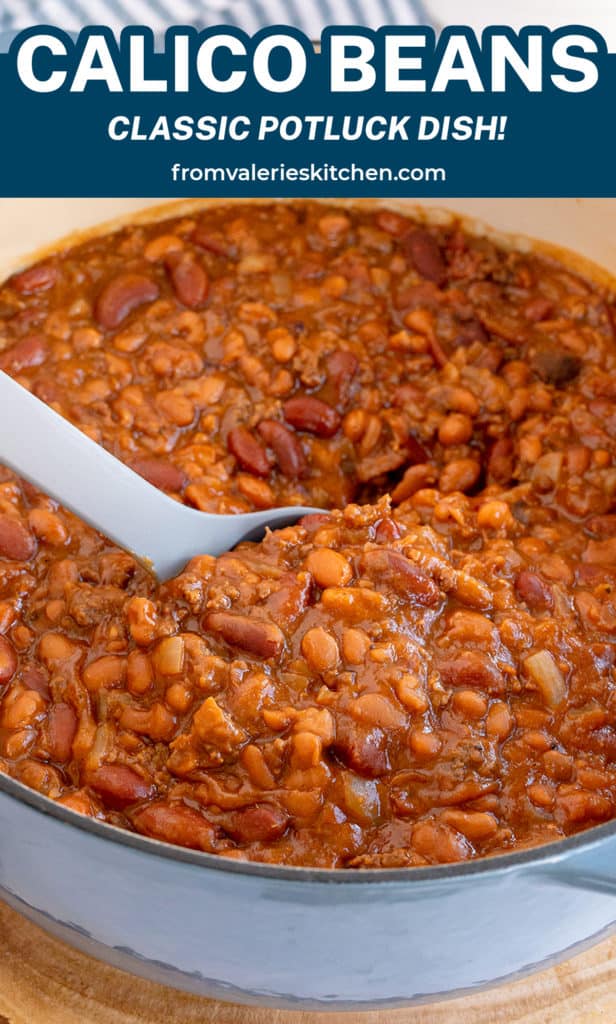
[0,373,321,580]
[0,371,186,569]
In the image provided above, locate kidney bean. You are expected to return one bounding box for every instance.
[531,343,581,385]
[221,803,289,844]
[205,611,284,659]
[86,765,155,809]
[192,226,232,256]
[515,571,553,611]
[0,333,48,372]
[406,229,447,285]
[94,273,159,329]
[0,635,17,685]
[45,702,77,763]
[128,457,187,493]
[524,296,554,322]
[132,801,217,850]
[257,420,307,478]
[264,571,314,622]
[0,514,36,560]
[359,549,441,606]
[167,255,209,308]
[324,350,359,404]
[439,651,505,694]
[333,720,390,778]
[10,263,57,294]
[283,396,341,438]
[227,426,271,477]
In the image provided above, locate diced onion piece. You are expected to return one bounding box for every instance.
[342,774,381,825]
[524,650,566,707]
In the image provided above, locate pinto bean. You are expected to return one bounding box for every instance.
[132,800,217,850]
[87,765,154,809]
[258,420,307,478]
[205,612,284,659]
[227,426,271,476]
[283,396,341,437]
[0,514,36,560]
[406,229,447,285]
[167,255,209,308]
[222,803,289,844]
[94,273,159,329]
[359,549,441,606]
[515,571,553,610]
[10,263,57,294]
[0,636,17,685]
[45,703,77,763]
[0,333,48,372]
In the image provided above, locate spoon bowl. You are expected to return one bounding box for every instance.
[0,372,320,580]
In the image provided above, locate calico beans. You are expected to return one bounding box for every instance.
[0,202,615,868]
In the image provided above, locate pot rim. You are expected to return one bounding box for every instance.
[1,768,614,884]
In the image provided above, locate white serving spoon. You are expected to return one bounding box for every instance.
[0,372,319,581]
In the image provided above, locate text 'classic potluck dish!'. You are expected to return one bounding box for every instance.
[0,202,615,868]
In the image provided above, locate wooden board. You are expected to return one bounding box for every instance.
[0,899,614,1024]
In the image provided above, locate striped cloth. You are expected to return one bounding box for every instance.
[0,0,429,36]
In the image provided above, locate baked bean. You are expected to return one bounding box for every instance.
[301,627,339,673]
[406,230,447,285]
[82,655,126,691]
[126,596,158,646]
[359,549,441,606]
[133,800,216,850]
[306,548,352,589]
[10,263,57,294]
[227,426,271,477]
[167,255,209,308]
[28,509,68,546]
[439,458,481,494]
[94,273,160,329]
[205,612,284,659]
[439,651,504,694]
[412,820,473,863]
[43,703,77,763]
[0,333,48,372]
[515,571,553,610]
[0,514,36,560]
[222,803,289,843]
[438,413,473,446]
[129,458,187,493]
[283,396,341,438]
[87,765,154,809]
[0,635,17,685]
[258,420,307,478]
